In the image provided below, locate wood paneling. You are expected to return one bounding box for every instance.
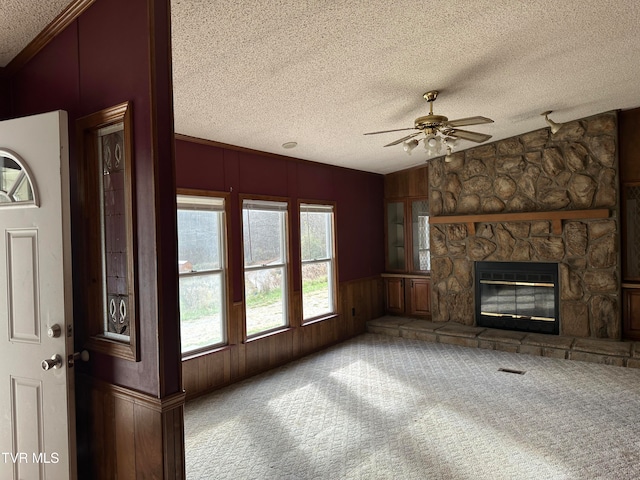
[78,375,185,479]
[384,165,428,199]
[623,288,640,341]
[620,108,640,181]
[175,138,385,284]
[182,277,384,400]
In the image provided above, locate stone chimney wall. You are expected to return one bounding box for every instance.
[429,112,620,339]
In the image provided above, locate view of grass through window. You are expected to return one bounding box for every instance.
[301,204,335,321]
[177,194,226,354]
[243,200,288,336]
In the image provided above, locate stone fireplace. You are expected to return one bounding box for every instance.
[428,112,620,340]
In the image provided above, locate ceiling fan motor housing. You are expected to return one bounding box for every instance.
[415,114,448,129]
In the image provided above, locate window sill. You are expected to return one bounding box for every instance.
[302,313,339,326]
[244,326,293,343]
[181,343,231,361]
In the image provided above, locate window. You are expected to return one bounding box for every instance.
[242,199,289,337]
[300,203,336,321]
[0,150,36,205]
[412,199,430,271]
[78,102,139,361]
[177,193,227,354]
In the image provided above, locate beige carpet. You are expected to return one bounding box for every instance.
[185,333,640,479]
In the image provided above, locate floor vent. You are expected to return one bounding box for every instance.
[498,368,526,375]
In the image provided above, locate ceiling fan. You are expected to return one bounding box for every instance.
[364,90,494,156]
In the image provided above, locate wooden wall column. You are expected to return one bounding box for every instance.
[77,375,185,479]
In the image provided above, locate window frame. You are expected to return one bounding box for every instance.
[77,101,139,361]
[240,195,292,340]
[299,200,338,324]
[176,188,231,359]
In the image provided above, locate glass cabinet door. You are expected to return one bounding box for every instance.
[386,201,405,270]
[411,199,430,272]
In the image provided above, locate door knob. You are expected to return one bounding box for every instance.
[41,354,63,371]
[67,350,90,368]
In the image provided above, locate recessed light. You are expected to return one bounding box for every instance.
[282,142,297,149]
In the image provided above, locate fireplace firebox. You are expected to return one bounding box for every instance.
[475,261,559,335]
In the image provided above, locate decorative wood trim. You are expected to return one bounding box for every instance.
[429,209,610,235]
[87,376,186,413]
[4,0,96,76]
[77,101,140,361]
[381,273,429,279]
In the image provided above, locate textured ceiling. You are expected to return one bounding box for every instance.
[170,0,640,174]
[0,0,72,66]
[4,1,640,174]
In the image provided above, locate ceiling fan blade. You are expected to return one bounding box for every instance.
[384,132,421,147]
[447,128,492,143]
[364,127,417,135]
[445,116,494,127]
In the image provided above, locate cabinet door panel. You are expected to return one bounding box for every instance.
[409,278,430,316]
[623,288,640,340]
[385,278,405,314]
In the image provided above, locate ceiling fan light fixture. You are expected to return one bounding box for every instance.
[444,146,454,163]
[443,136,457,148]
[541,111,563,135]
[403,138,419,155]
[424,133,442,155]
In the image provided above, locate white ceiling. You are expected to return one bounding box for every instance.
[4,1,640,174]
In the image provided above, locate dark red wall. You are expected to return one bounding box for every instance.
[175,139,385,302]
[0,72,10,118]
[7,0,178,397]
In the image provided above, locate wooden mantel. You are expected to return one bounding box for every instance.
[429,209,610,235]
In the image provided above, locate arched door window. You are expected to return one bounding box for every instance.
[0,150,38,206]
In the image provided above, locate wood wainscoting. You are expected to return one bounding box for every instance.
[182,276,384,400]
[76,375,186,479]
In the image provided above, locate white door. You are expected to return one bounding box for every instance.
[0,111,76,480]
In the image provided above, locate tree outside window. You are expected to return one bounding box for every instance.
[242,199,289,336]
[177,194,227,354]
[300,203,336,321]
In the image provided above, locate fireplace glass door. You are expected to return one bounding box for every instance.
[475,261,559,334]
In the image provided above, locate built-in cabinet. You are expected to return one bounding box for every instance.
[384,197,431,273]
[383,274,431,317]
[383,166,431,318]
[620,108,640,340]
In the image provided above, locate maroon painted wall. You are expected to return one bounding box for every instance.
[0,72,9,118]
[7,0,179,397]
[175,139,385,302]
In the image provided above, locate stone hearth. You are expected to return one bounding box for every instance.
[368,316,640,368]
[428,112,620,339]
